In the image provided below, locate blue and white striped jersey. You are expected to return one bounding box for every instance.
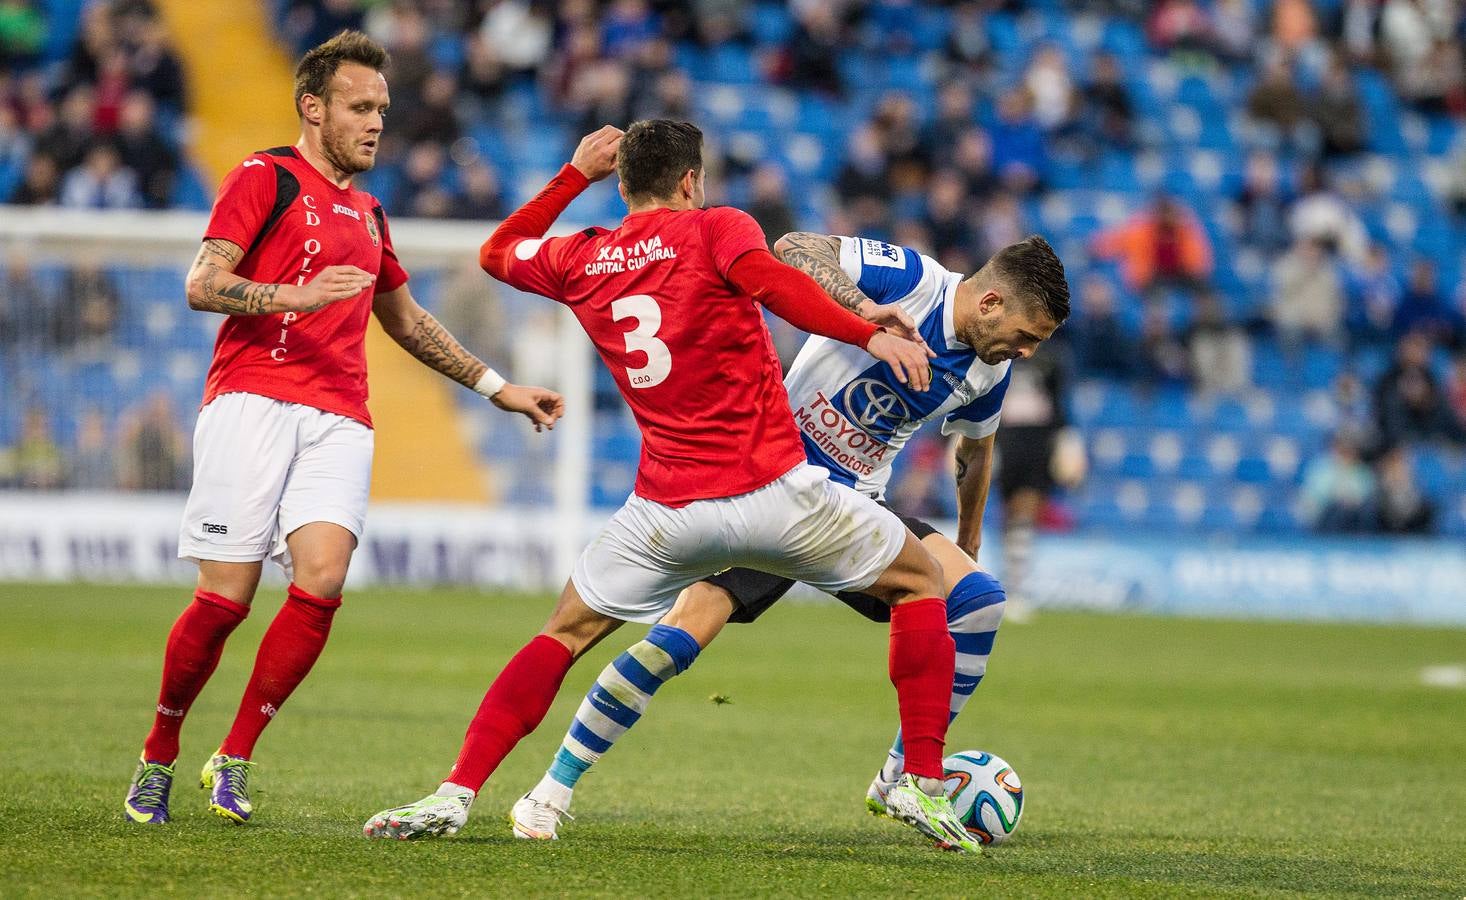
[784,236,1011,498]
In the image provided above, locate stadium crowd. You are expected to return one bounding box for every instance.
[3,0,1465,536]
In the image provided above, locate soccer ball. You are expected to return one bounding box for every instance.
[943,750,1023,844]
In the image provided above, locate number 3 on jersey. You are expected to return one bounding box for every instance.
[611,294,671,388]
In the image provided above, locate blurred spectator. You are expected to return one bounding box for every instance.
[746,162,797,250]
[477,0,553,78]
[922,170,976,260]
[1270,0,1320,64]
[1091,195,1213,299]
[401,70,462,147]
[65,1,112,88]
[283,0,365,56]
[1375,331,1464,447]
[1080,52,1135,153]
[3,407,65,489]
[1289,163,1369,263]
[1345,243,1403,347]
[459,32,508,109]
[602,0,659,56]
[1393,259,1463,346]
[114,91,177,208]
[870,92,925,194]
[1341,0,1381,64]
[1024,44,1075,133]
[70,409,115,490]
[943,1,991,73]
[1447,133,1466,217]
[1374,445,1437,533]
[393,141,447,216]
[1313,57,1366,158]
[782,3,844,97]
[1187,290,1251,394]
[1211,0,1255,62]
[1148,0,1216,62]
[977,191,1025,263]
[988,88,1045,194]
[368,3,432,113]
[450,158,506,220]
[995,340,1074,615]
[1271,237,1344,346]
[920,81,976,169]
[1446,356,1466,432]
[123,8,187,112]
[9,151,60,204]
[1380,0,1462,110]
[1139,305,1190,384]
[60,141,141,209]
[36,85,96,172]
[636,67,693,121]
[1330,371,1379,443]
[950,126,997,201]
[118,391,187,491]
[1235,151,1293,253]
[835,124,891,204]
[0,249,48,345]
[1301,430,1376,532]
[886,433,950,523]
[0,101,33,182]
[0,0,46,70]
[1246,58,1316,154]
[52,262,119,351]
[1071,274,1139,378]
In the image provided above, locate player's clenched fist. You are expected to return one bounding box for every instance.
[288,265,377,312]
[865,331,934,392]
[570,125,624,183]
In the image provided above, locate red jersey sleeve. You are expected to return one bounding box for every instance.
[203,155,278,250]
[499,232,589,301]
[701,207,769,280]
[372,205,410,294]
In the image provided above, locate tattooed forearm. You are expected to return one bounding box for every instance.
[395,310,488,388]
[185,239,283,315]
[774,232,870,311]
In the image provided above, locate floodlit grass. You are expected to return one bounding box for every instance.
[1,583,1462,897]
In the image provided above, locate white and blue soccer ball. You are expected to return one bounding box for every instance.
[943,750,1024,844]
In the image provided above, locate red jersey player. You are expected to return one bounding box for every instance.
[365,121,982,853]
[123,31,563,828]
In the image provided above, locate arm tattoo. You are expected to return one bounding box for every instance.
[396,310,488,388]
[776,232,871,311]
[186,239,280,315]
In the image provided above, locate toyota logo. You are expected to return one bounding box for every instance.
[841,378,912,439]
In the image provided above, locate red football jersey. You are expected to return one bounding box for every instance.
[199,146,410,426]
[504,206,806,505]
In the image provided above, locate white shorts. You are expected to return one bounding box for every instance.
[572,462,907,624]
[178,392,374,575]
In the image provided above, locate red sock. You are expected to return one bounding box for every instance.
[142,590,250,764]
[218,584,341,759]
[447,634,574,792]
[889,597,955,779]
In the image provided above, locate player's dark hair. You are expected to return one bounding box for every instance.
[293,30,390,118]
[617,120,704,203]
[987,235,1070,324]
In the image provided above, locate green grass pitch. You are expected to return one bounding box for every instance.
[1,582,1462,898]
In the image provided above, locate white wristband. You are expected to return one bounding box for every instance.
[473,368,508,399]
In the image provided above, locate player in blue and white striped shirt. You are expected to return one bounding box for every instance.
[509,233,1069,840]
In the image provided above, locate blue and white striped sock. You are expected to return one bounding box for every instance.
[530,624,701,809]
[880,571,1006,783]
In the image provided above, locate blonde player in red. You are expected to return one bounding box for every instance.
[365,121,982,853]
[123,31,563,827]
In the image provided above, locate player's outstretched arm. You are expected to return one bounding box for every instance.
[774,232,921,343]
[372,284,564,431]
[479,126,622,284]
[953,434,996,560]
[184,238,375,315]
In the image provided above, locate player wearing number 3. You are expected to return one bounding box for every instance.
[122,31,563,827]
[364,120,981,852]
